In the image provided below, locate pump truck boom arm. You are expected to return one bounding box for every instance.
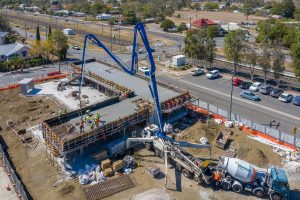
[79,22,163,132]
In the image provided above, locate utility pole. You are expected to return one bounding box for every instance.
[110,24,113,51]
[24,20,27,40]
[229,70,234,121]
[189,17,192,30]
[119,28,121,45]
[102,23,104,37]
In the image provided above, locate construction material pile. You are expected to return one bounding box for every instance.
[274,147,300,172]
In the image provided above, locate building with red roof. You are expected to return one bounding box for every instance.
[192,18,218,28]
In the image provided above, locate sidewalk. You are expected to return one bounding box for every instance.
[0,166,19,200]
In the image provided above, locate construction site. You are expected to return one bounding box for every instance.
[1,24,300,200]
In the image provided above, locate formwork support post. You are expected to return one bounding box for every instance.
[63,153,67,170]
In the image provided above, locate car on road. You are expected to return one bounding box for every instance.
[249,82,262,92]
[240,90,261,101]
[232,77,243,86]
[206,70,219,79]
[72,45,81,50]
[292,96,300,106]
[191,68,204,76]
[279,93,293,103]
[259,85,273,95]
[270,88,284,98]
[138,66,150,73]
[239,81,252,89]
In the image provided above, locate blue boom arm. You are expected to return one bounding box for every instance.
[80,22,163,133]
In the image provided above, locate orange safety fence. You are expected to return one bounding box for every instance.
[0,74,67,92]
[187,103,298,152]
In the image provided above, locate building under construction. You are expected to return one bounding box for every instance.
[42,61,191,167]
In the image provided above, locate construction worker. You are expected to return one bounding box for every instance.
[90,122,95,129]
[79,120,84,132]
[96,113,101,120]
[85,115,90,123]
[94,117,99,126]
[211,170,222,190]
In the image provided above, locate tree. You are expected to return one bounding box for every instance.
[283,27,297,48]
[291,33,300,80]
[272,48,285,85]
[123,10,139,25]
[0,15,10,31]
[160,19,175,31]
[36,25,41,43]
[184,29,206,66]
[51,30,68,70]
[256,19,286,44]
[48,26,52,39]
[177,23,187,33]
[206,26,219,39]
[243,46,257,81]
[271,0,295,18]
[205,38,216,69]
[243,1,254,20]
[224,30,244,75]
[258,47,271,84]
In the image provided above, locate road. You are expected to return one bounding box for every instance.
[157,73,299,134]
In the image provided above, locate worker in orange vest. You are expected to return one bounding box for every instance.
[79,120,84,132]
[211,170,222,190]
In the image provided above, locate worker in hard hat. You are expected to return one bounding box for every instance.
[85,115,90,123]
[79,120,84,132]
[90,122,95,129]
[211,170,222,190]
[94,117,99,126]
[96,113,101,120]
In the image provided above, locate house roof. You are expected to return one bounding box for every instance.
[192,18,217,27]
[0,32,9,37]
[0,42,26,57]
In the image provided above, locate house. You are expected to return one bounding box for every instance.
[192,18,218,29]
[0,42,29,62]
[0,32,9,45]
[96,13,113,21]
[63,28,75,35]
[172,55,185,67]
[73,12,86,17]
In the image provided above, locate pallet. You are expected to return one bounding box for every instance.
[83,175,135,200]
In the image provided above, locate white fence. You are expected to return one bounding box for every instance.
[192,99,300,148]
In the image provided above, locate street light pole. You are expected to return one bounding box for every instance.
[229,70,234,121]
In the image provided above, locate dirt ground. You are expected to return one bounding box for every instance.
[177,120,282,168]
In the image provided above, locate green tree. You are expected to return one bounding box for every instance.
[48,26,52,39]
[291,33,300,80]
[283,27,297,48]
[160,19,175,31]
[258,47,271,84]
[51,30,68,68]
[243,1,254,20]
[36,25,41,43]
[256,19,286,44]
[294,9,300,21]
[177,23,187,33]
[271,0,295,18]
[90,2,105,16]
[123,10,138,25]
[0,15,10,31]
[206,26,219,38]
[272,48,285,85]
[205,38,216,69]
[243,46,257,81]
[224,30,244,75]
[184,29,206,66]
[204,2,219,10]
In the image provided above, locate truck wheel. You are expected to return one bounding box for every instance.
[270,193,282,200]
[154,148,160,157]
[232,184,243,193]
[145,143,152,151]
[182,169,191,178]
[254,189,265,198]
[193,175,200,183]
[221,181,231,191]
[175,163,182,172]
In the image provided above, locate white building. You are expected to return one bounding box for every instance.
[73,12,86,17]
[0,32,9,45]
[172,55,185,67]
[0,42,29,62]
[96,13,113,21]
[63,28,75,35]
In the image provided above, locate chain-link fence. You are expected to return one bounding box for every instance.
[192,99,300,148]
[0,143,29,200]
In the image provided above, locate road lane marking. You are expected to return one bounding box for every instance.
[176,78,300,121]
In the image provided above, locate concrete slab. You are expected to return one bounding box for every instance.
[84,62,179,102]
[0,166,19,200]
[35,80,108,110]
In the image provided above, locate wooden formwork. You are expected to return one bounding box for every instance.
[42,108,149,155]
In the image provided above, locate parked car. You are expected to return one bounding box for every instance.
[72,45,81,50]
[292,96,300,106]
[259,85,273,95]
[279,93,293,103]
[206,70,219,79]
[191,68,205,76]
[240,90,261,101]
[270,88,284,98]
[138,66,150,73]
[233,78,243,86]
[249,82,262,92]
[239,81,252,89]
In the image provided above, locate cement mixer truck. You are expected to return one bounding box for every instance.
[219,157,289,200]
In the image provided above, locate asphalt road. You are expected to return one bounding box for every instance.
[157,73,300,134]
